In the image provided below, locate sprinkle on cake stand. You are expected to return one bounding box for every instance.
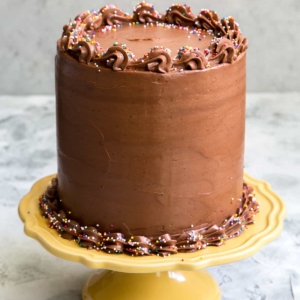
[18,173,285,300]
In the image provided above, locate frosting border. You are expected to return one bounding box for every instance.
[58,2,248,73]
[39,178,259,257]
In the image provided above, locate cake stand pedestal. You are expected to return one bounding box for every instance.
[18,174,285,300]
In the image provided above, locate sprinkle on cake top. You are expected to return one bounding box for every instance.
[58,2,248,73]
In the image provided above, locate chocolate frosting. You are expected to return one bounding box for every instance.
[165,4,196,27]
[173,46,208,70]
[55,45,247,238]
[128,46,172,73]
[133,2,165,24]
[54,3,251,249]
[40,180,259,256]
[100,5,132,26]
[96,45,130,70]
[209,38,237,65]
[57,2,248,72]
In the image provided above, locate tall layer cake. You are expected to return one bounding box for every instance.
[41,3,259,256]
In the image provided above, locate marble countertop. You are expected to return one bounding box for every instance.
[0,94,299,300]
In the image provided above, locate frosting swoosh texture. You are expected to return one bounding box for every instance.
[208,38,237,65]
[129,47,172,73]
[100,5,133,26]
[96,45,130,70]
[165,4,196,27]
[173,46,208,70]
[133,2,165,23]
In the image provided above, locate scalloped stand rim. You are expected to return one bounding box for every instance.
[18,173,286,299]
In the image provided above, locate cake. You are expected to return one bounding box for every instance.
[40,3,259,256]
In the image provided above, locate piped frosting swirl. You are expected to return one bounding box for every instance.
[165,4,196,27]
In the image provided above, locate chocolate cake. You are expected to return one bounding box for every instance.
[40,3,259,256]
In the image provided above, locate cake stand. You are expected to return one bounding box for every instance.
[18,173,285,300]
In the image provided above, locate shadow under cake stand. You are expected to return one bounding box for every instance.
[18,173,285,300]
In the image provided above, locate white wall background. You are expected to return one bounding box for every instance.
[0,0,299,94]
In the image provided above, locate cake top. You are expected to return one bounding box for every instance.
[58,2,248,73]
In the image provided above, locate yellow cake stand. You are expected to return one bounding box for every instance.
[18,173,285,300]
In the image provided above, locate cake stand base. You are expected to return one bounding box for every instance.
[19,173,286,300]
[82,270,220,300]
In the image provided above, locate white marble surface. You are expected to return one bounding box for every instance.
[0,0,299,94]
[0,93,299,299]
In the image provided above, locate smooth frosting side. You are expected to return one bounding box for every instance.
[40,178,259,257]
[58,2,248,73]
[55,50,247,237]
